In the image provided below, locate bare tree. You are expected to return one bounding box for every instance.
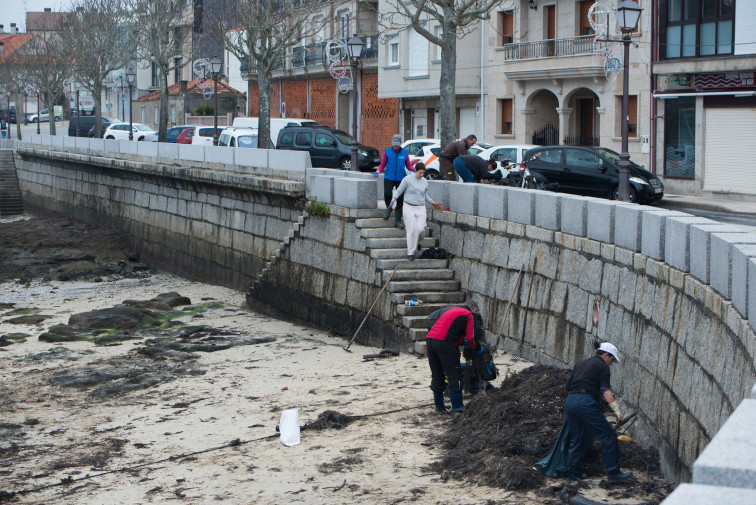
[60,0,133,137]
[126,0,190,142]
[381,0,500,153]
[212,0,332,148]
[0,41,30,140]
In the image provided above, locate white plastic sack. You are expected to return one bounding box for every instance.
[279,408,300,447]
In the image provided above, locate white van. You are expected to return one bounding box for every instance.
[218,127,261,148]
[232,117,317,146]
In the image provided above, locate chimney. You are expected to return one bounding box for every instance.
[0,25,4,33]
[44,8,52,12]
[179,80,187,92]
[10,23,17,34]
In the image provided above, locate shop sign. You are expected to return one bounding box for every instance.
[695,72,756,89]
[667,75,690,86]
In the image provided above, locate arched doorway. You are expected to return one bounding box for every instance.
[565,88,601,146]
[527,90,559,145]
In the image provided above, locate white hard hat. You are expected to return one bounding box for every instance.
[598,342,621,363]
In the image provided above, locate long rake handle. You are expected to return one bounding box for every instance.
[520,258,537,346]
[496,264,524,347]
[345,266,398,351]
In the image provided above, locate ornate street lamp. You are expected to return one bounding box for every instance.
[125,67,136,141]
[210,56,222,146]
[36,89,41,135]
[347,34,364,172]
[616,0,642,202]
[74,80,81,137]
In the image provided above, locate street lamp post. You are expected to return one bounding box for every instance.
[210,56,222,146]
[616,0,642,202]
[126,67,136,141]
[36,90,40,135]
[347,34,364,172]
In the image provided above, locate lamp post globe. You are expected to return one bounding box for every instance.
[126,67,136,141]
[210,56,222,146]
[616,0,642,202]
[347,35,364,172]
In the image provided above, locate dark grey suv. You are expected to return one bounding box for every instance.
[523,146,664,204]
[276,126,380,171]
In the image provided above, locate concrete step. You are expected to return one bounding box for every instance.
[410,328,428,341]
[355,217,394,228]
[376,258,447,270]
[391,291,466,305]
[387,280,460,293]
[402,315,430,329]
[360,227,408,238]
[395,302,449,316]
[382,269,454,282]
[369,248,414,259]
[367,236,435,249]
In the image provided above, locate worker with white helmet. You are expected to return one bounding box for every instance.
[564,342,633,483]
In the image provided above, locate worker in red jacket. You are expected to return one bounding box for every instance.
[425,299,479,412]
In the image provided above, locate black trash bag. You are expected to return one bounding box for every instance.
[419,247,446,259]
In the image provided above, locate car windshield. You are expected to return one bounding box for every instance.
[134,124,152,131]
[333,130,353,145]
[593,147,620,164]
[468,147,483,155]
[237,135,258,148]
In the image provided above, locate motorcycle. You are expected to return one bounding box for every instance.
[496,153,559,192]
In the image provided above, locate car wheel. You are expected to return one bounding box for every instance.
[105,135,115,139]
[54,116,61,122]
[611,185,638,203]
[424,169,443,181]
[33,118,38,123]
[137,137,144,141]
[339,157,351,170]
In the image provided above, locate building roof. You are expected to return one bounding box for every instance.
[0,33,34,62]
[135,79,241,103]
[26,11,75,31]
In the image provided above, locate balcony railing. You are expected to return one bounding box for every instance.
[502,35,595,60]
[239,56,284,76]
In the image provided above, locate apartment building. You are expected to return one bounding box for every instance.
[243,1,399,150]
[652,0,756,197]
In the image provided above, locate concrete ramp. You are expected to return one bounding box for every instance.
[0,149,24,217]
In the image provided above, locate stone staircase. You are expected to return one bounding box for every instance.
[0,149,24,217]
[356,213,465,350]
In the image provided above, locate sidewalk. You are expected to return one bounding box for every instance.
[659,193,756,216]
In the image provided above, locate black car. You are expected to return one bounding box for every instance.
[276,125,380,171]
[523,146,664,203]
[0,108,17,124]
[68,115,120,137]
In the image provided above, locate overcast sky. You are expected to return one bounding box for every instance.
[2,0,66,33]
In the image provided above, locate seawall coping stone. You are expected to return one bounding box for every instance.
[269,149,311,171]
[207,146,234,165]
[665,216,716,273]
[560,195,587,237]
[449,183,479,215]
[73,137,88,150]
[750,258,756,334]
[660,483,756,505]
[50,136,64,148]
[137,141,159,158]
[103,139,119,152]
[586,199,618,243]
[234,146,268,168]
[89,139,105,152]
[309,175,335,204]
[157,143,179,161]
[333,178,377,209]
[535,191,561,231]
[507,188,536,225]
[692,399,756,489]
[427,180,452,210]
[118,139,138,155]
[732,244,756,319]
[641,209,689,261]
[178,144,205,162]
[690,224,746,284]
[710,233,756,299]
[477,185,507,221]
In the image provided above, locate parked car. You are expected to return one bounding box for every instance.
[477,144,540,168]
[218,127,272,149]
[68,116,120,137]
[176,126,222,146]
[401,138,438,166]
[522,145,664,203]
[416,143,488,179]
[0,108,17,124]
[29,109,61,123]
[276,125,380,171]
[103,122,157,141]
[142,125,194,143]
[233,117,317,147]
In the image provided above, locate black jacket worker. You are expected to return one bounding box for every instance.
[565,342,633,482]
[439,134,476,181]
[426,300,478,412]
[453,155,497,183]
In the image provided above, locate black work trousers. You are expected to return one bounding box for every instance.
[383,178,404,212]
[426,338,462,393]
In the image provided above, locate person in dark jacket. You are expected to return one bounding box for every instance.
[425,300,478,413]
[439,134,477,181]
[376,134,414,229]
[453,155,498,183]
[565,342,633,482]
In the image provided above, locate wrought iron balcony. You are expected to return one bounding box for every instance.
[502,35,595,60]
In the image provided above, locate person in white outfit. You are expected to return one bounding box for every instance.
[390,163,443,261]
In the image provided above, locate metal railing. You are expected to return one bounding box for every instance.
[502,35,595,60]
[564,135,601,146]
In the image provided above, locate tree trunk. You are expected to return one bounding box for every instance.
[439,20,457,180]
[15,91,22,141]
[159,68,169,142]
[93,82,104,138]
[47,93,57,136]
[257,69,272,149]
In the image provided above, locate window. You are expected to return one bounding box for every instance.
[409,28,429,77]
[154,107,158,124]
[315,133,336,147]
[278,131,294,146]
[151,63,159,87]
[565,149,603,170]
[433,26,443,60]
[171,105,176,124]
[141,107,145,124]
[389,36,399,66]
[578,1,594,36]
[499,98,513,134]
[536,148,562,164]
[491,147,517,162]
[295,132,312,145]
[664,0,733,58]
[664,97,695,178]
[498,10,514,45]
[628,95,638,137]
[339,11,349,40]
[174,57,182,83]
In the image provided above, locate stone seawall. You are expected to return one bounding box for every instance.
[14,146,306,292]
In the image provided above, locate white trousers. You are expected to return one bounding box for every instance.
[403,203,427,255]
